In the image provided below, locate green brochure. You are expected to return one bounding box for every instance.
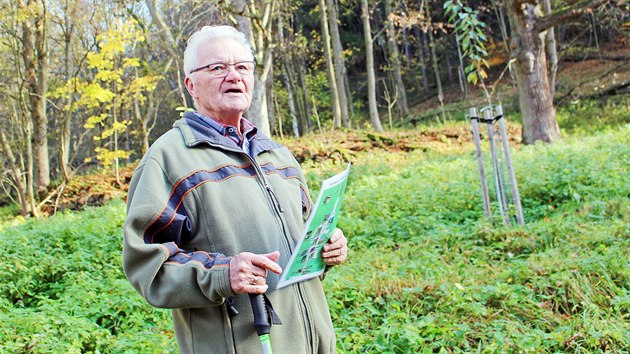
[277,163,351,289]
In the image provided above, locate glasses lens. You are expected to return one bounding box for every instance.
[235,62,255,75]
[208,63,228,77]
[197,61,255,77]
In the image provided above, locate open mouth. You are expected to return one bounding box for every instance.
[225,88,243,93]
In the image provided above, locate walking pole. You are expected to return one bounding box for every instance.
[249,294,281,354]
[469,107,492,219]
[495,105,525,225]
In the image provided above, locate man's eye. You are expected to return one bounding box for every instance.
[235,64,248,71]
[210,64,226,71]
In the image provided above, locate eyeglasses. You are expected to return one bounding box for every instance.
[189,61,255,77]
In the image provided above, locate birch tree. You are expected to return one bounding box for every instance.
[541,0,558,99]
[0,0,39,216]
[224,0,275,136]
[20,0,49,193]
[361,0,384,132]
[326,0,350,127]
[318,0,343,128]
[384,0,409,116]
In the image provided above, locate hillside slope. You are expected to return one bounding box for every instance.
[42,44,630,214]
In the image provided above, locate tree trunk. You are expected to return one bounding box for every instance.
[505,1,559,144]
[0,128,29,216]
[417,26,430,94]
[402,28,412,65]
[297,55,313,132]
[145,0,188,108]
[23,110,39,217]
[230,0,275,136]
[326,0,350,128]
[249,75,271,136]
[445,46,456,85]
[282,63,300,138]
[343,70,354,127]
[22,0,49,192]
[279,14,307,136]
[361,0,384,132]
[59,0,77,182]
[542,0,558,100]
[384,0,409,116]
[266,67,276,134]
[427,7,445,121]
[318,0,343,128]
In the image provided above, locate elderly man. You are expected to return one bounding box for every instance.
[122,25,348,353]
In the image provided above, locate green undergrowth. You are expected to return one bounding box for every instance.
[1,122,628,352]
[0,200,175,353]
[327,124,629,352]
[557,95,630,136]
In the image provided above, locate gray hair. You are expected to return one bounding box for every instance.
[184,25,254,77]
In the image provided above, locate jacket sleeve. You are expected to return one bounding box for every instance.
[122,156,236,309]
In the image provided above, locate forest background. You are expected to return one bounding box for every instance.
[0,0,627,216]
[0,0,629,352]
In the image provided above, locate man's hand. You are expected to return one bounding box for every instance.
[229,251,282,294]
[322,228,348,266]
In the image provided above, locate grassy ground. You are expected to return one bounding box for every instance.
[1,96,628,352]
[325,123,629,352]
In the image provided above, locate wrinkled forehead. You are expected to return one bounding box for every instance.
[197,38,254,65]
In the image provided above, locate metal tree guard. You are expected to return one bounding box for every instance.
[468,104,524,226]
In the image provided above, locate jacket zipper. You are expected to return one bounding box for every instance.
[198,139,315,352]
[246,155,314,352]
[266,185,285,213]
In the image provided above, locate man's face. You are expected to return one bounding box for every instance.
[185,38,254,125]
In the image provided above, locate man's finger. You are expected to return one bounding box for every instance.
[329,228,342,242]
[251,253,282,274]
[246,284,268,294]
[264,250,281,262]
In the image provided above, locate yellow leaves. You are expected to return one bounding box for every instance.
[123,75,162,104]
[342,48,353,58]
[84,114,108,129]
[112,120,132,131]
[55,18,154,172]
[86,52,110,71]
[95,19,145,54]
[94,147,131,168]
[127,75,160,95]
[86,114,131,132]
[77,83,114,109]
[478,68,488,79]
[123,58,140,68]
[89,19,146,71]
[94,69,123,83]
[98,36,127,56]
[16,2,39,22]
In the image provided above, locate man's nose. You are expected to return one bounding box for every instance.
[224,65,243,81]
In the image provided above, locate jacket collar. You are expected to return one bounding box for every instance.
[175,112,283,157]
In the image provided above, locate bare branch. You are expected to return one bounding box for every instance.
[534,0,609,33]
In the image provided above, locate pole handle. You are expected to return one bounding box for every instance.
[249,294,271,336]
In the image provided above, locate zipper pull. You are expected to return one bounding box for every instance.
[266,184,284,212]
[226,297,239,317]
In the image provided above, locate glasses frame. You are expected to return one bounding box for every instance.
[189,60,256,77]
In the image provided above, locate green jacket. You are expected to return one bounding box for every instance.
[123,113,335,353]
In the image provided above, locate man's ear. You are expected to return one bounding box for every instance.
[184,76,195,98]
